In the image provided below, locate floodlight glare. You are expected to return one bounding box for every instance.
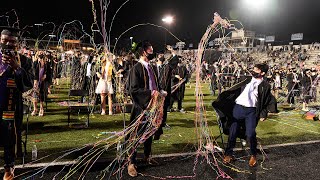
[244,0,268,10]
[162,16,174,24]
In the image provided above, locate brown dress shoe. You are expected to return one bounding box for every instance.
[249,155,257,167]
[3,168,14,180]
[223,155,233,164]
[127,163,138,177]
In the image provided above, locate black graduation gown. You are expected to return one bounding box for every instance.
[154,55,179,139]
[171,65,188,101]
[0,54,33,153]
[33,61,51,101]
[127,62,159,123]
[286,73,299,92]
[212,76,275,138]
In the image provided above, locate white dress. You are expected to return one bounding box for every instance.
[95,62,114,94]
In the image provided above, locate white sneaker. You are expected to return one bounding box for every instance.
[109,111,113,115]
[31,110,38,116]
[101,111,106,115]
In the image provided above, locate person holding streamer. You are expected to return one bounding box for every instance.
[126,40,167,177]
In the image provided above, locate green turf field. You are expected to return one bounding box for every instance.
[22,78,320,163]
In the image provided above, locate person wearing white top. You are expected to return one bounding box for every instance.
[212,63,274,167]
[95,55,114,115]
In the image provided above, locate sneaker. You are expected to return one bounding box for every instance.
[127,163,137,177]
[109,111,113,115]
[39,109,44,117]
[31,110,38,116]
[180,109,186,113]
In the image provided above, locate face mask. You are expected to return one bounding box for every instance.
[146,52,155,60]
[39,54,45,59]
[159,57,165,62]
[252,71,262,78]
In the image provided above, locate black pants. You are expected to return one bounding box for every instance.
[226,104,258,156]
[0,118,15,168]
[170,96,182,110]
[81,76,91,102]
[127,108,153,165]
[287,91,295,104]
[127,122,153,165]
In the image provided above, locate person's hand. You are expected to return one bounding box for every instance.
[152,90,160,97]
[96,72,102,79]
[1,53,20,70]
[175,75,181,80]
[160,90,167,97]
[41,74,46,81]
[33,81,38,89]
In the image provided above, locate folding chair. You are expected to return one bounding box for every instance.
[213,107,246,150]
[67,89,90,127]
[213,108,226,149]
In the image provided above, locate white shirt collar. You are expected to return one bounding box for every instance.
[139,59,149,68]
[251,77,263,84]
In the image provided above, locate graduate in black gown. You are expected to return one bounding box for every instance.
[0,27,33,180]
[169,60,188,113]
[154,46,179,139]
[126,41,167,177]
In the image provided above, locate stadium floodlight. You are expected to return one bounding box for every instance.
[243,0,268,10]
[162,16,174,25]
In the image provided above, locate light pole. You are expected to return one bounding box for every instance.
[130,37,133,47]
[34,23,43,38]
[162,16,174,46]
[48,34,56,38]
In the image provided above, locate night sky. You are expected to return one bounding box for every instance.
[1,0,320,49]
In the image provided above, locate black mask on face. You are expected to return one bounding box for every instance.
[39,54,45,59]
[159,57,165,62]
[146,52,155,60]
[252,71,262,78]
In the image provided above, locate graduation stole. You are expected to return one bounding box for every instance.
[2,77,16,121]
[139,62,158,91]
[1,54,20,121]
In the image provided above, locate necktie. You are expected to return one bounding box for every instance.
[147,64,157,91]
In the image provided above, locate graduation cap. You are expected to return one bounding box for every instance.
[0,26,22,37]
